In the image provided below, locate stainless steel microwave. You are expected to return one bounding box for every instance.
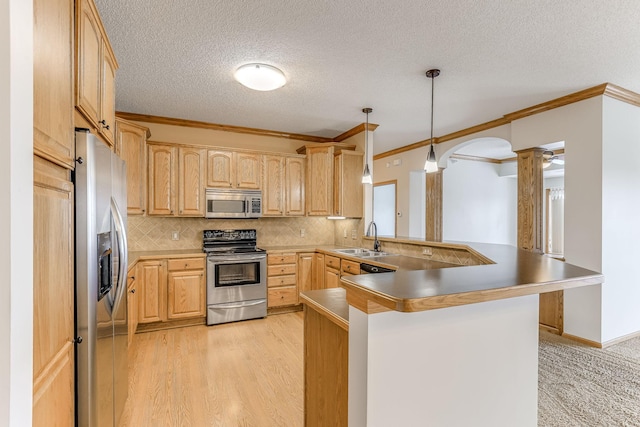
[205,188,262,219]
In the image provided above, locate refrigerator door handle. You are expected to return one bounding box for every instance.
[110,197,128,316]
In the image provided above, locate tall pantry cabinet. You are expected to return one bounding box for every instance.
[33,0,117,424]
[33,0,75,424]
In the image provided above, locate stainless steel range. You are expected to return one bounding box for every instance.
[203,229,267,325]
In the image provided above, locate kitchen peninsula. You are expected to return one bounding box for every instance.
[300,242,603,427]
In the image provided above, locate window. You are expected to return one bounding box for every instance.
[545,188,564,256]
[373,181,396,237]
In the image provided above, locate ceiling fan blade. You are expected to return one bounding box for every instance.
[551,158,565,165]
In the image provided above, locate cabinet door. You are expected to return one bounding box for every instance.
[167,270,206,320]
[99,43,117,146]
[306,146,333,216]
[127,278,138,346]
[206,150,234,188]
[76,0,101,127]
[33,0,74,168]
[236,152,262,189]
[115,119,148,215]
[138,260,167,323]
[263,155,284,216]
[148,144,176,215]
[335,151,363,218]
[298,253,314,293]
[312,253,325,290]
[325,267,340,289]
[33,158,75,427]
[178,147,205,216]
[285,157,305,216]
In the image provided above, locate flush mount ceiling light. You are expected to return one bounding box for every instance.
[362,107,373,184]
[234,63,286,91]
[424,69,440,173]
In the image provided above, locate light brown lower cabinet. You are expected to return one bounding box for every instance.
[127,270,138,346]
[167,268,206,320]
[136,257,206,330]
[324,255,341,289]
[297,252,314,294]
[33,156,75,427]
[312,253,325,290]
[267,253,299,307]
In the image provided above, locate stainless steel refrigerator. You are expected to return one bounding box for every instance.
[74,129,129,427]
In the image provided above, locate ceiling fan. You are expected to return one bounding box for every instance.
[542,150,564,169]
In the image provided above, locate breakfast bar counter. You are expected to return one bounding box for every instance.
[300,242,603,427]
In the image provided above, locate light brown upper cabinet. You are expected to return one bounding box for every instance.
[263,154,306,217]
[298,144,359,217]
[76,0,118,147]
[334,150,363,218]
[207,150,261,189]
[178,147,206,216]
[147,144,177,216]
[301,145,334,216]
[285,157,306,216]
[115,118,150,215]
[33,0,75,168]
[263,155,285,216]
[148,143,205,217]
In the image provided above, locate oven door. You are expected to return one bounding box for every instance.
[206,254,267,304]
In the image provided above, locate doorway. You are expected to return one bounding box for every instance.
[373,181,397,237]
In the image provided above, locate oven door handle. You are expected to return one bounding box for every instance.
[212,300,265,309]
[208,254,266,263]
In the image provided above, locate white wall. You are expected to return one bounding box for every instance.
[443,159,517,245]
[0,1,34,425]
[512,97,604,342]
[601,96,640,342]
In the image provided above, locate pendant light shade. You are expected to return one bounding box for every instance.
[424,69,440,173]
[362,107,373,184]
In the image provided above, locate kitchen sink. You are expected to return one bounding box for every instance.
[333,248,396,258]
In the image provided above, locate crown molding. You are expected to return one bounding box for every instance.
[449,154,502,164]
[333,122,380,142]
[115,111,335,143]
[374,83,640,161]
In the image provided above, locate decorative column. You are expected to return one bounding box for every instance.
[425,168,443,242]
[516,148,545,253]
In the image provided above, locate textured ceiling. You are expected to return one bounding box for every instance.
[94,0,640,155]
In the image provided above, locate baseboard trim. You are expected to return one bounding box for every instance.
[561,332,603,348]
[601,330,640,348]
[539,324,561,335]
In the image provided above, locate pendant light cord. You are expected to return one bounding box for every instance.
[430,74,434,148]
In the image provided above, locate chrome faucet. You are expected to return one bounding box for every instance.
[366,221,381,252]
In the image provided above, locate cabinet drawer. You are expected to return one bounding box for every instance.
[325,255,340,269]
[267,264,297,276]
[268,286,298,307]
[267,253,297,265]
[341,259,360,276]
[268,274,296,288]
[167,257,205,271]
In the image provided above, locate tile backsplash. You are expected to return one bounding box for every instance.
[127,216,337,251]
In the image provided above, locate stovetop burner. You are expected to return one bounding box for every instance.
[202,229,264,255]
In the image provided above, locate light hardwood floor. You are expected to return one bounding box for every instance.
[120,312,304,427]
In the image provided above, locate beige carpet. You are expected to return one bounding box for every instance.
[538,331,640,426]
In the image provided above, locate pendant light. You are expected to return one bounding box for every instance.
[424,69,440,173]
[362,107,373,184]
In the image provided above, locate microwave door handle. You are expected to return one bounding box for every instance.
[244,197,249,217]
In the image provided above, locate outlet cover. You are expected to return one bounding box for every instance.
[300,228,305,237]
[351,229,357,240]
[343,229,348,238]
[422,247,433,256]
[171,231,179,241]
